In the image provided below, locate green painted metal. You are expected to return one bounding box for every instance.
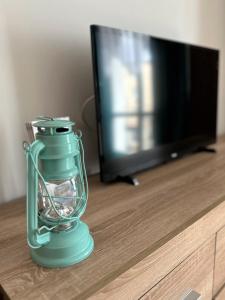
[23,117,94,267]
[33,119,75,129]
[36,122,80,180]
[31,221,94,268]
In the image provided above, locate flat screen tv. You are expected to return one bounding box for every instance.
[90,25,219,183]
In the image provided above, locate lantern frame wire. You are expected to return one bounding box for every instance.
[24,135,88,230]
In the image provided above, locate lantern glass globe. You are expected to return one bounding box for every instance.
[38,175,83,222]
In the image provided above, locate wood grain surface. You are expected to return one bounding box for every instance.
[214,284,225,300]
[140,238,215,300]
[213,224,225,295]
[1,137,225,299]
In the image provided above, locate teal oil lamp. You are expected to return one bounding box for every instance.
[23,117,94,268]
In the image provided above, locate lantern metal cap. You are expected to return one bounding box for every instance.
[33,119,75,128]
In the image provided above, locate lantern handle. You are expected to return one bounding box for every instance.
[78,132,88,199]
[79,137,89,202]
[74,130,88,203]
[69,130,88,219]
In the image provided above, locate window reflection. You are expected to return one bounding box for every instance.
[103,29,155,156]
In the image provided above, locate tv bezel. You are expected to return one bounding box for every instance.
[90,24,219,183]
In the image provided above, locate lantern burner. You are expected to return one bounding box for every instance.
[53,222,74,232]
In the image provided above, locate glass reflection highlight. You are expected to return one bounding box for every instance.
[98,28,155,158]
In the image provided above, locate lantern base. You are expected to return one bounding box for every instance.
[30,221,94,268]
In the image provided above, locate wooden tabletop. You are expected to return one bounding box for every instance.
[1,137,225,300]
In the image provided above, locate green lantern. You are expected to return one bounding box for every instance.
[23,117,94,268]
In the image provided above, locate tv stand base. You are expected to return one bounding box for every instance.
[116,175,140,186]
[196,146,216,153]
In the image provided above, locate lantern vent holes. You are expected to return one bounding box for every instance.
[56,127,69,133]
[38,127,46,133]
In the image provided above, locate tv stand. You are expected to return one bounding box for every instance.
[196,146,217,153]
[2,136,225,300]
[116,175,140,186]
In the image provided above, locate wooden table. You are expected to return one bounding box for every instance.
[1,137,225,299]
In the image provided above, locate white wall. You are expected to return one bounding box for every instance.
[1,0,225,203]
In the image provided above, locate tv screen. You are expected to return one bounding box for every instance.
[90,25,219,182]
